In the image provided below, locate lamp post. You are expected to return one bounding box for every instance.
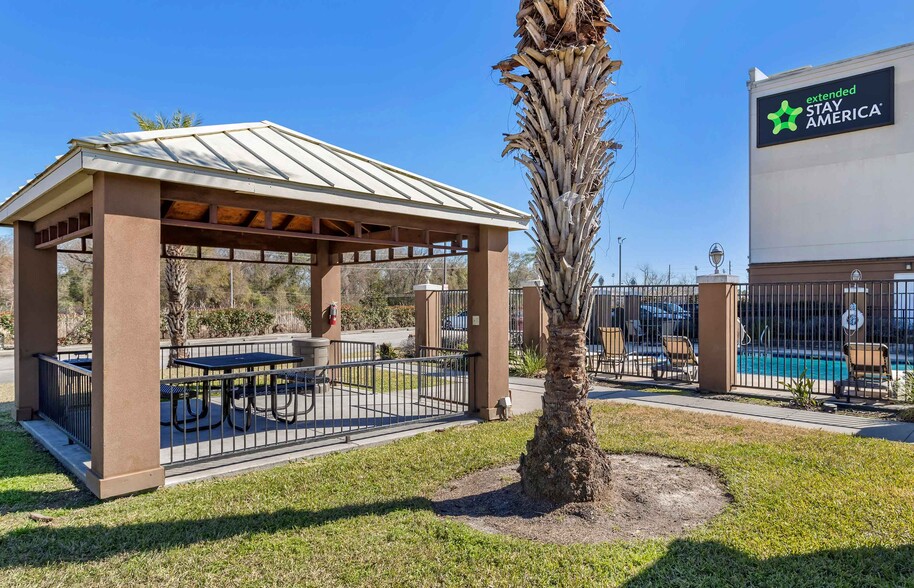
[709,243,725,275]
[617,237,626,285]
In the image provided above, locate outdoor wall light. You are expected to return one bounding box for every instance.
[708,243,725,274]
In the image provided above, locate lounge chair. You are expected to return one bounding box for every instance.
[592,327,629,378]
[837,343,893,400]
[652,336,699,383]
[626,319,645,342]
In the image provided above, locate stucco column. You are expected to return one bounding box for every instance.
[311,241,341,362]
[13,221,58,421]
[86,173,165,499]
[697,274,739,393]
[413,283,442,354]
[467,227,510,420]
[521,280,548,353]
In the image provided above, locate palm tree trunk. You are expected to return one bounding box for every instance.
[520,320,610,502]
[497,0,624,504]
[164,245,188,367]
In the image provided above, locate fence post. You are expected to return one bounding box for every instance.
[414,283,442,354]
[698,274,739,393]
[521,280,548,353]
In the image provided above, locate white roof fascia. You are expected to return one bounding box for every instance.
[0,150,84,224]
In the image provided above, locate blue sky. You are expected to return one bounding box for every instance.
[1,1,912,282]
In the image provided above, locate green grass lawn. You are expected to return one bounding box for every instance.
[0,383,913,587]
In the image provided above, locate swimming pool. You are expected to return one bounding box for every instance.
[737,352,912,382]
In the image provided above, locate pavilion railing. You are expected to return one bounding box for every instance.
[36,354,92,450]
[329,339,376,391]
[158,353,473,466]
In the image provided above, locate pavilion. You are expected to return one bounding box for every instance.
[0,121,528,498]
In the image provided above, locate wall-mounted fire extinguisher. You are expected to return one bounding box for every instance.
[329,301,339,326]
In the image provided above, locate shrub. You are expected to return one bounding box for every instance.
[397,335,417,358]
[60,314,92,345]
[378,342,399,360]
[0,312,13,335]
[292,305,313,331]
[389,305,415,328]
[890,371,914,403]
[898,408,914,423]
[780,369,818,409]
[195,309,275,338]
[510,346,547,378]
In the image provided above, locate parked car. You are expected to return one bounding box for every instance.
[639,304,679,323]
[654,302,691,320]
[443,311,468,330]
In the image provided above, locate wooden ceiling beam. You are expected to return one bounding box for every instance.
[160,218,451,251]
[160,183,480,237]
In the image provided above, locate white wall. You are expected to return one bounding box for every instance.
[750,43,914,264]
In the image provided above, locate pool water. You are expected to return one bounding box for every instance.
[737,353,912,381]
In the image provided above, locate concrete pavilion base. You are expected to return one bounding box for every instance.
[85,466,165,499]
[21,414,478,495]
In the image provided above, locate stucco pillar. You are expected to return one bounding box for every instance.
[86,173,165,499]
[13,221,58,421]
[697,274,739,393]
[413,283,442,354]
[311,241,341,362]
[467,227,510,420]
[521,280,548,353]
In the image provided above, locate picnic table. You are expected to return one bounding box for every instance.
[170,352,303,432]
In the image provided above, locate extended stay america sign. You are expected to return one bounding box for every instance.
[757,67,895,147]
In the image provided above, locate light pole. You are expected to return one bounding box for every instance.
[617,237,626,286]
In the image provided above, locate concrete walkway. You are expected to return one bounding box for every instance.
[508,377,914,443]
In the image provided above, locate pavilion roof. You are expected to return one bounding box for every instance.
[0,121,529,230]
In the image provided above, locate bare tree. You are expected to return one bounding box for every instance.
[496,0,624,503]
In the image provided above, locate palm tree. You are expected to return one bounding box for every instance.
[133,110,202,366]
[496,1,624,503]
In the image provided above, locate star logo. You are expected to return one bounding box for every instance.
[767,100,804,134]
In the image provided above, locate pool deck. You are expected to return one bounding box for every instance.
[508,377,914,443]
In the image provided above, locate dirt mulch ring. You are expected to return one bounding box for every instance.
[433,454,730,545]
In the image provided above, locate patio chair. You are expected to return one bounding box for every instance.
[652,335,699,383]
[626,319,645,342]
[592,327,629,379]
[837,343,893,400]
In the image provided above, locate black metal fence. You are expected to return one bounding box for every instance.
[159,353,472,465]
[509,287,523,349]
[439,287,523,350]
[37,354,92,449]
[441,289,468,348]
[587,284,699,378]
[736,280,914,399]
